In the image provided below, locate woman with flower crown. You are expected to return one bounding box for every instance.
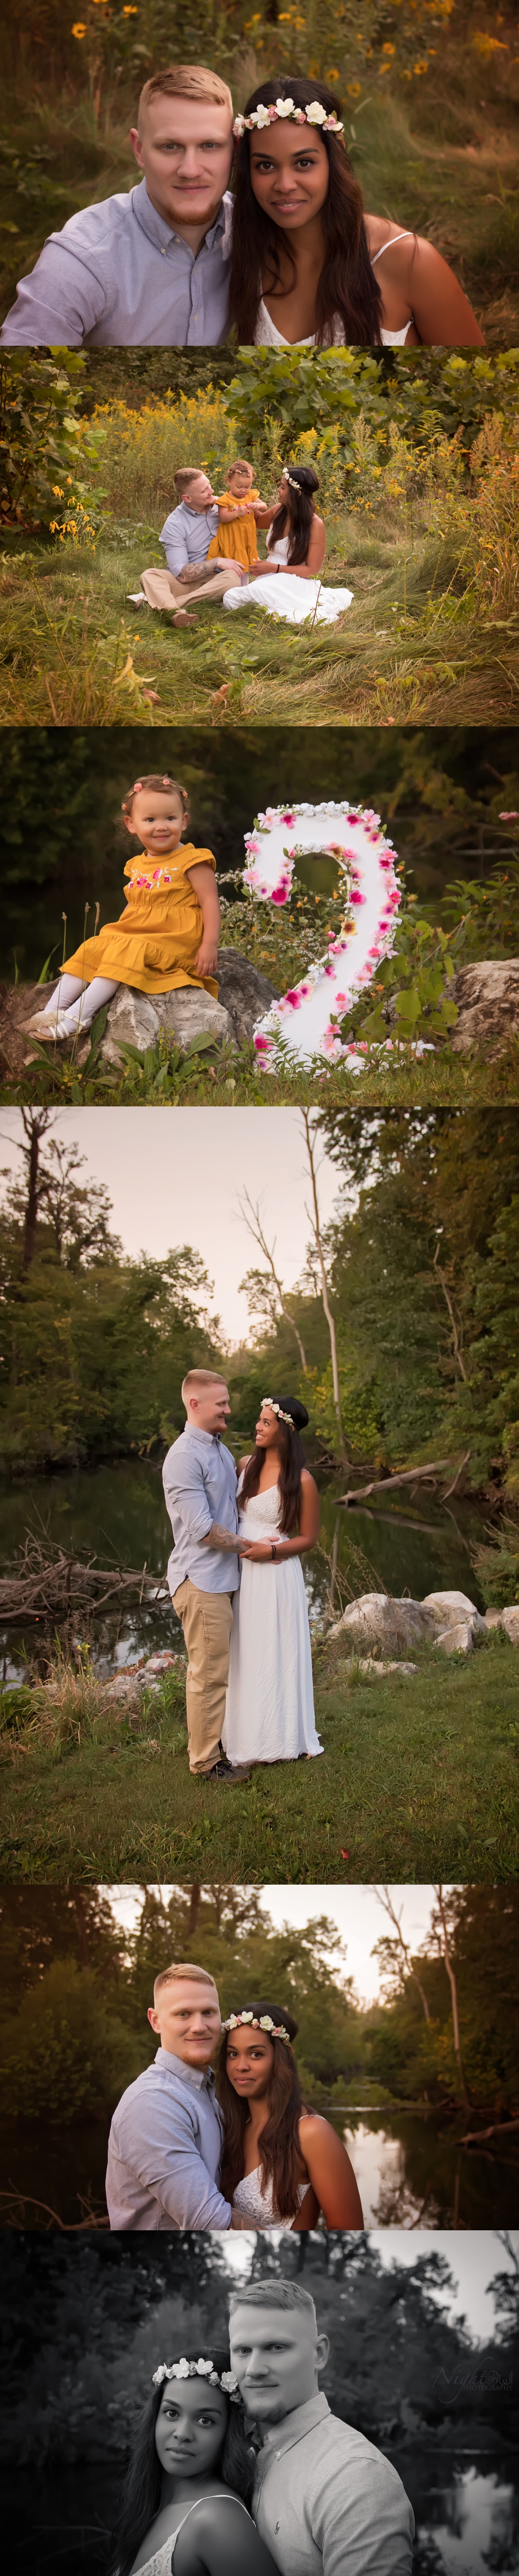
[223,459,354,627]
[216,1999,364,2229]
[114,2349,277,2576]
[221,1395,323,1766]
[229,74,484,349]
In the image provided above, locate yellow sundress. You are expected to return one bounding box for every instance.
[206,490,260,570]
[61,844,219,998]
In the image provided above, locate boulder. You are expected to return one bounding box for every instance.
[100,953,279,1067]
[102,981,232,1066]
[449,960,519,1058]
[421,1589,487,1638]
[435,1621,474,1657]
[214,949,279,1045]
[357,1657,418,1676]
[484,1604,519,1644]
[330,1593,436,1652]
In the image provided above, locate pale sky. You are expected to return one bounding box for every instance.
[0,1108,342,1345]
[102,1883,457,2009]
[219,2229,518,2345]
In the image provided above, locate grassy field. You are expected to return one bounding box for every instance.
[2,517,518,734]
[1,1634,517,1882]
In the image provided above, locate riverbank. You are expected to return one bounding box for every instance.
[1,1630,517,1882]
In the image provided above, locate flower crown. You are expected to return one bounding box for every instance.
[223,2011,291,2042]
[261,1397,294,1427]
[233,97,343,136]
[123,776,187,808]
[153,2358,240,2400]
[284,471,304,492]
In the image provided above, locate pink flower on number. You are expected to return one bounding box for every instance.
[254,1034,272,1054]
[285,989,302,1008]
[350,890,366,906]
[272,887,289,905]
[280,811,295,825]
[335,992,348,1008]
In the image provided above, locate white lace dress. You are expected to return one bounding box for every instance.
[135,2496,252,2576]
[232,2166,309,2229]
[223,529,354,627]
[221,1479,323,1764]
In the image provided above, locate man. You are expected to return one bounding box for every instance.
[229,2281,415,2576]
[133,465,243,628]
[162,1367,250,1783]
[106,1961,235,2230]
[0,65,234,347]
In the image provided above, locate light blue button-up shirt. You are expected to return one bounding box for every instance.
[106,2045,231,2230]
[0,177,233,346]
[162,1425,239,1595]
[159,498,219,575]
[252,2392,414,2576]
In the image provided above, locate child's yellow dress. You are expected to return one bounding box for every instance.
[61,845,219,998]
[206,490,260,571]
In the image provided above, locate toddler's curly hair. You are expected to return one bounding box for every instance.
[121,774,189,822]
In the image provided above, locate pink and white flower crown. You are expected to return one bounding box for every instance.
[153,2358,240,2399]
[233,97,343,136]
[223,2011,291,2041]
[261,1397,294,1427]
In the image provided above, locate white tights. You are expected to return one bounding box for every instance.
[43,973,118,1032]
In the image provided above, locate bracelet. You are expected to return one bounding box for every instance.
[271,1543,277,1559]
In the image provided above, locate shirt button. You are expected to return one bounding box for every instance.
[160,247,166,255]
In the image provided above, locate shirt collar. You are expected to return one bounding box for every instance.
[255,2391,330,2470]
[132,175,228,252]
[155,2046,216,2094]
[183,1424,223,1446]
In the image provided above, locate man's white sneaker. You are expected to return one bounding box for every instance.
[127,591,146,604]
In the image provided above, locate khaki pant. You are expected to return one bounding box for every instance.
[172,1577,235,1774]
[140,559,243,614]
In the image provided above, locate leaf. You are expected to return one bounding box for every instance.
[395,988,421,1025]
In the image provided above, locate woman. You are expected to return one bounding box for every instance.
[115,2348,277,2576]
[230,74,485,349]
[222,1395,323,1764]
[223,462,354,625]
[216,2000,364,2229]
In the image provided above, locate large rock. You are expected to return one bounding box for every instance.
[330,1586,487,1654]
[100,953,278,1066]
[422,1589,487,1638]
[102,981,232,1066]
[449,961,519,1057]
[484,1604,519,1644]
[329,1593,437,1651]
[214,949,279,1044]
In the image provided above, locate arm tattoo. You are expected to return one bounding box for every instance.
[201,1520,239,1551]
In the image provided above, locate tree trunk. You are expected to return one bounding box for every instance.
[435,1886,471,2109]
[302,1112,349,1465]
[21,1111,50,1272]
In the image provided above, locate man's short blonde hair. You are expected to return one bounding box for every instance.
[139,64,233,129]
[154,1962,219,2003]
[181,1368,229,1407]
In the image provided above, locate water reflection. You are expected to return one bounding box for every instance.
[331,2112,519,2230]
[0,1459,488,1682]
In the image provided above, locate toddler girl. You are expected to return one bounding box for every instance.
[206,458,262,574]
[25,774,220,1043]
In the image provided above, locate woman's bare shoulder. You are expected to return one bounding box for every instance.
[238,1452,252,1468]
[364,214,414,254]
[300,1465,319,1488]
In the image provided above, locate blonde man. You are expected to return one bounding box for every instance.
[106,1963,235,2230]
[1,66,234,346]
[136,465,244,627]
[162,1370,251,1782]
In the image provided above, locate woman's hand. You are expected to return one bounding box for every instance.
[238,1538,277,1559]
[248,559,280,578]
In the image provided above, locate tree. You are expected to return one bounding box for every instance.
[301,1112,348,1464]
[237,1187,308,1373]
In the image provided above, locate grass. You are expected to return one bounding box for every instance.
[4,998,519,1107]
[1,1634,517,1882]
[2,519,518,733]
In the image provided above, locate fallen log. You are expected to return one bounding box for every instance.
[0,1536,167,1623]
[339,1457,467,1506]
[459,2116,519,2147]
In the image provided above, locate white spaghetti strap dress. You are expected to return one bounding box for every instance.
[221,1478,323,1764]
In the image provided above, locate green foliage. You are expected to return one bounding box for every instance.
[471,1516,519,1609]
[0,352,106,535]
[335,911,462,1062]
[368,1886,519,2113]
[223,348,519,475]
[0,1958,141,2122]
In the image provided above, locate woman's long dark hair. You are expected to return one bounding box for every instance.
[113,2351,254,2576]
[230,75,383,346]
[216,1999,307,2221]
[239,1394,309,1533]
[269,463,319,566]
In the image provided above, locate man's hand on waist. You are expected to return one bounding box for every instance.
[201,1521,239,1552]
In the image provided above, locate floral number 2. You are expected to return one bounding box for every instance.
[245,802,402,1068]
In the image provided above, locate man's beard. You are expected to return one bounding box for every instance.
[247,2397,287,2425]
